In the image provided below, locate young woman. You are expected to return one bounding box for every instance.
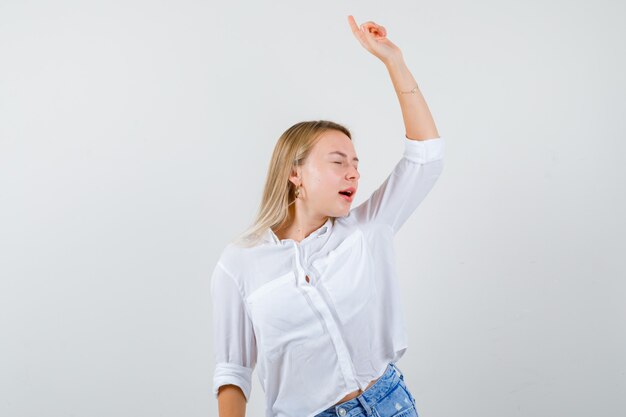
[211,15,445,417]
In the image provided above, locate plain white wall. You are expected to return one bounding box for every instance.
[1,0,624,416]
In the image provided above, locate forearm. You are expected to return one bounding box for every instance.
[384,56,440,141]
[217,385,247,417]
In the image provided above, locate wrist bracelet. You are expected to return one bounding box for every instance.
[398,84,419,94]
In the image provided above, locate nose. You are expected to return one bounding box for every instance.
[347,165,360,180]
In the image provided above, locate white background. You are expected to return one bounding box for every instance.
[1,0,624,416]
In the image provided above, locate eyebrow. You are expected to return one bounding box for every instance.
[328,151,359,162]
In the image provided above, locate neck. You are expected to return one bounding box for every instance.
[274,206,329,243]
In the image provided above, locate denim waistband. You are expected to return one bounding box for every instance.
[315,362,405,417]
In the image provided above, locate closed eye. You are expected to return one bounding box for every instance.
[332,161,359,169]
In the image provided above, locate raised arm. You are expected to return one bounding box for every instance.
[348,15,439,141]
[347,16,445,234]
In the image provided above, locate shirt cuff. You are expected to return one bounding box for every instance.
[213,362,253,402]
[403,135,445,164]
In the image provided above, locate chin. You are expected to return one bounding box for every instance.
[327,204,351,218]
[337,208,351,217]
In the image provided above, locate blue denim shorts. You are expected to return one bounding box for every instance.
[313,362,419,417]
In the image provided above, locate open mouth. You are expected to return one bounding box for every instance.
[338,187,356,202]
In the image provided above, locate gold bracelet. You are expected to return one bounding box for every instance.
[398,84,419,94]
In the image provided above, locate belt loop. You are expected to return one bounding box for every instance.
[391,362,404,380]
[356,394,373,416]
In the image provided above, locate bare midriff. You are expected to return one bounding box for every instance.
[332,374,383,406]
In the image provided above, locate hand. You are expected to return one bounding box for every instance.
[347,15,403,65]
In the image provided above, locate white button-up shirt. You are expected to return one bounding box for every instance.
[211,136,445,417]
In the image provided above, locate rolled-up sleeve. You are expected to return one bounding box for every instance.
[351,136,445,234]
[210,262,257,402]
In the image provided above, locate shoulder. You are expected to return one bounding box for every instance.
[214,242,245,277]
[214,241,271,288]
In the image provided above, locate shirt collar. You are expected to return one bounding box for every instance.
[265,217,334,245]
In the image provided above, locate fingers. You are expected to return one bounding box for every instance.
[361,21,386,38]
[348,16,386,39]
[347,15,387,54]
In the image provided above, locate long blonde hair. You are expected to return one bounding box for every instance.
[232,120,353,248]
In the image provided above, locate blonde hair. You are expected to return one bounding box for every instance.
[232,120,353,248]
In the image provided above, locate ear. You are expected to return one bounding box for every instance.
[288,166,301,187]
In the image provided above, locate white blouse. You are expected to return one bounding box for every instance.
[211,135,445,417]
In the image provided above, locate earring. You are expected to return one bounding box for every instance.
[295,185,301,199]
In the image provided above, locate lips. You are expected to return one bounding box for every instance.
[338,186,356,202]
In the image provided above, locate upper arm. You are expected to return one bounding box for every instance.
[211,261,257,403]
[350,136,445,235]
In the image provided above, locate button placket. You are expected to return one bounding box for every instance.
[291,240,363,392]
[292,241,308,286]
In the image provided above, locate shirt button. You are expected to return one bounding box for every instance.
[337,407,347,416]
